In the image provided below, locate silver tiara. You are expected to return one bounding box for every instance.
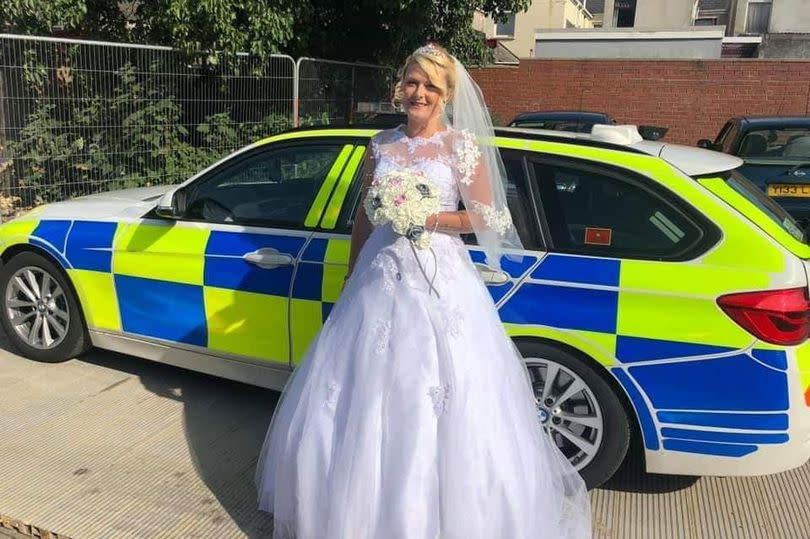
[415,44,444,60]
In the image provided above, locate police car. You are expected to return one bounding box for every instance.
[2,124,810,490]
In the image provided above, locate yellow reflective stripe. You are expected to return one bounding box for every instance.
[324,237,350,264]
[68,269,121,331]
[504,324,617,367]
[204,287,289,363]
[321,238,350,303]
[255,128,378,147]
[0,218,39,244]
[113,223,209,285]
[320,146,365,230]
[797,344,810,405]
[291,299,322,364]
[304,145,354,228]
[617,290,753,349]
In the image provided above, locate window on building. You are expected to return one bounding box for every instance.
[613,0,637,27]
[695,17,718,26]
[745,0,772,34]
[495,13,516,37]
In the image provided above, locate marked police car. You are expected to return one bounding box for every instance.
[2,124,810,489]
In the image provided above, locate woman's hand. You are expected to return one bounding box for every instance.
[425,213,439,231]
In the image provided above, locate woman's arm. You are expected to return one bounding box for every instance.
[347,143,375,277]
[425,211,474,234]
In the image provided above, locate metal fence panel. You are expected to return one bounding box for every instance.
[0,34,296,219]
[296,58,396,127]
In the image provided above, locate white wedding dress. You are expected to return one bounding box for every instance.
[256,125,592,539]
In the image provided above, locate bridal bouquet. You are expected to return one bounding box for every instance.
[364,170,440,249]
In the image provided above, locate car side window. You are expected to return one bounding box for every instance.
[182,143,345,228]
[713,121,733,148]
[532,158,709,260]
[721,124,740,154]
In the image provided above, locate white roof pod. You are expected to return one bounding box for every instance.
[590,124,644,145]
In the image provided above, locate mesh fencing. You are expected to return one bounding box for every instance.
[0,34,394,220]
[296,58,396,127]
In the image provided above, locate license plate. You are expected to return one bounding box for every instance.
[767,184,810,197]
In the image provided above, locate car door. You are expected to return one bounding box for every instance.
[521,154,727,451]
[111,139,356,369]
[286,145,547,364]
[288,142,367,363]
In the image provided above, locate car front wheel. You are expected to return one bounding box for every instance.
[517,339,631,489]
[0,251,89,362]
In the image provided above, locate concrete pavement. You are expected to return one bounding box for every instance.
[1,331,809,538]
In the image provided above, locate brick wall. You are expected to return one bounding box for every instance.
[469,59,810,145]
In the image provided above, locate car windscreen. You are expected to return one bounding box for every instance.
[722,170,805,242]
[737,127,810,160]
[510,120,596,133]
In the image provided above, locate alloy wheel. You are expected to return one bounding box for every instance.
[5,266,70,350]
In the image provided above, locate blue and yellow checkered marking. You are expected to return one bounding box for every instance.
[613,369,660,450]
[18,218,802,461]
[500,283,618,333]
[616,336,735,363]
[32,220,71,253]
[656,411,788,431]
[204,231,304,296]
[115,274,208,346]
[500,251,796,459]
[65,221,117,272]
[628,354,789,412]
[530,254,620,287]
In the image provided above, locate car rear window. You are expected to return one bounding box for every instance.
[738,128,810,159]
[723,170,805,242]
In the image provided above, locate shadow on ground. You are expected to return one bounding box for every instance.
[0,327,702,534]
[77,349,279,538]
[597,436,700,494]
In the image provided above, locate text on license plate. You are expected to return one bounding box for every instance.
[767,184,810,197]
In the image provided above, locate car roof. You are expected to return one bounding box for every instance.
[260,124,742,177]
[496,126,742,176]
[511,111,611,122]
[740,116,810,128]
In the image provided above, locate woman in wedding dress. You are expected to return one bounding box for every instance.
[255,43,591,539]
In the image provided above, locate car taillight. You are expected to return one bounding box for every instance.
[717,288,810,346]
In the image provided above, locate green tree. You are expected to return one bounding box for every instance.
[289,0,531,65]
[1,0,529,65]
[1,0,297,59]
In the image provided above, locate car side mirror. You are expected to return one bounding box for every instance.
[697,139,714,150]
[155,189,182,219]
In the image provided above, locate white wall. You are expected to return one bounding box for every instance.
[768,0,810,33]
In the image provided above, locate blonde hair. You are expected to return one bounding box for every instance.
[393,43,457,108]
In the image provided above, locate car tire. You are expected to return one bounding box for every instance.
[0,250,90,363]
[515,339,631,489]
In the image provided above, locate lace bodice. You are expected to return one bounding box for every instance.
[370,125,473,212]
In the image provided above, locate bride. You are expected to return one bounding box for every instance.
[255,43,591,539]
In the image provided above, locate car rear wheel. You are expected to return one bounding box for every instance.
[0,251,89,362]
[516,339,631,489]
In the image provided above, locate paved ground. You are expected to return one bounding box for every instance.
[1,331,810,538]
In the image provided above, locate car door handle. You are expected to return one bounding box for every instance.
[475,263,510,285]
[243,248,294,269]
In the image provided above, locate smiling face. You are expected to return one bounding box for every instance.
[401,63,446,125]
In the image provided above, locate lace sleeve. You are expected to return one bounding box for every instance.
[455,129,512,236]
